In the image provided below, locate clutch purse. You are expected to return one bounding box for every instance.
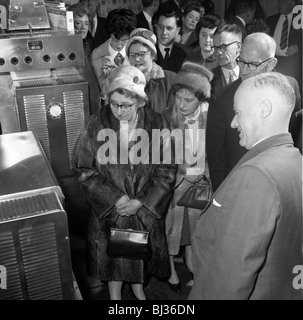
[107,214,151,261]
[177,175,213,210]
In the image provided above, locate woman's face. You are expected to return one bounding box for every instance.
[109,92,139,122]
[183,10,200,31]
[175,88,200,117]
[74,14,90,39]
[110,34,129,52]
[128,43,153,77]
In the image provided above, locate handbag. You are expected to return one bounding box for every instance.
[107,214,151,261]
[177,175,213,210]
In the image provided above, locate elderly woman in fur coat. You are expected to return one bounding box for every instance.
[74,65,177,300]
[162,61,213,293]
[125,28,176,113]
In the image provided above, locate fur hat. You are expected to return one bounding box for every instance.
[125,28,157,56]
[108,65,147,98]
[173,61,214,99]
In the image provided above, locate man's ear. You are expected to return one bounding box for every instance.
[260,99,272,119]
[267,57,277,71]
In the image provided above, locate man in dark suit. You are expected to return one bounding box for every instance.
[136,0,160,31]
[154,10,187,73]
[211,23,242,95]
[189,71,303,300]
[266,0,302,91]
[206,32,301,191]
[227,0,256,39]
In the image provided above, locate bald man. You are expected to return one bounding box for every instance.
[206,32,301,191]
[189,72,303,300]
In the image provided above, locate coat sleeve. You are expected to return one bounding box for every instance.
[74,124,125,219]
[135,115,177,219]
[206,95,227,191]
[191,165,280,299]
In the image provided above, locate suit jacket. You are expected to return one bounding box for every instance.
[93,17,109,49]
[189,133,303,300]
[158,0,183,17]
[211,66,230,96]
[206,75,302,192]
[156,43,187,73]
[136,11,152,30]
[266,13,302,89]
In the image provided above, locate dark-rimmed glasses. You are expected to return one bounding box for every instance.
[212,41,240,53]
[110,101,137,112]
[236,57,273,71]
[129,51,150,59]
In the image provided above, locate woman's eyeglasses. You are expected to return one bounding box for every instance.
[110,101,137,112]
[129,51,149,59]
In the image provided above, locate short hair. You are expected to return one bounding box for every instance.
[199,13,224,30]
[201,0,215,15]
[153,10,182,28]
[244,32,276,57]
[183,2,202,16]
[69,2,91,21]
[214,23,242,40]
[105,9,137,39]
[242,72,296,111]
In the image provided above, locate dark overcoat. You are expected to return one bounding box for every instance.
[74,105,177,282]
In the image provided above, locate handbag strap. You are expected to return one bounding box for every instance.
[113,213,148,231]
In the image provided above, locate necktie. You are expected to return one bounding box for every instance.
[114,52,124,67]
[229,70,237,84]
[280,15,289,50]
[164,48,170,68]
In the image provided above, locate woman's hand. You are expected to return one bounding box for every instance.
[116,199,143,217]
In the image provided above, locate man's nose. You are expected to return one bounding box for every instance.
[117,107,123,115]
[231,115,238,128]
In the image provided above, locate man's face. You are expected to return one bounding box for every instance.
[199,27,216,52]
[239,41,272,81]
[231,86,261,150]
[213,32,240,68]
[156,16,180,46]
[278,0,295,15]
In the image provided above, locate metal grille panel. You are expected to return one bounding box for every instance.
[23,94,51,163]
[63,90,85,169]
[19,223,63,300]
[0,232,23,300]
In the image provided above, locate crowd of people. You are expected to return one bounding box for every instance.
[71,0,302,300]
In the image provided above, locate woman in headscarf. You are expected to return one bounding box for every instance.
[162,61,213,293]
[74,65,177,300]
[125,28,176,113]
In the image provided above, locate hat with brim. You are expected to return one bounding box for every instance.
[125,28,157,56]
[108,65,147,99]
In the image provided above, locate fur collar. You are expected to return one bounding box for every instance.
[149,62,165,80]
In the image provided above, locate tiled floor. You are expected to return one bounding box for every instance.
[70,234,192,300]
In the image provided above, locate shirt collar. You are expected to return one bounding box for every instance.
[221,65,240,80]
[108,39,126,57]
[235,15,246,27]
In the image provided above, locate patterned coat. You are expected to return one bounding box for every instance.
[74,105,177,282]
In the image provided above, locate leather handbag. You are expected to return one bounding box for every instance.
[107,214,151,261]
[177,175,213,210]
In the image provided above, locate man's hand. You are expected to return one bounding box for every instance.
[286,45,299,56]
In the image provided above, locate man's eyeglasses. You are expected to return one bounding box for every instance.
[110,101,137,112]
[236,57,273,71]
[212,41,240,53]
[129,51,149,59]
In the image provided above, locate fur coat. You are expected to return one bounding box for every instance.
[74,104,177,282]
